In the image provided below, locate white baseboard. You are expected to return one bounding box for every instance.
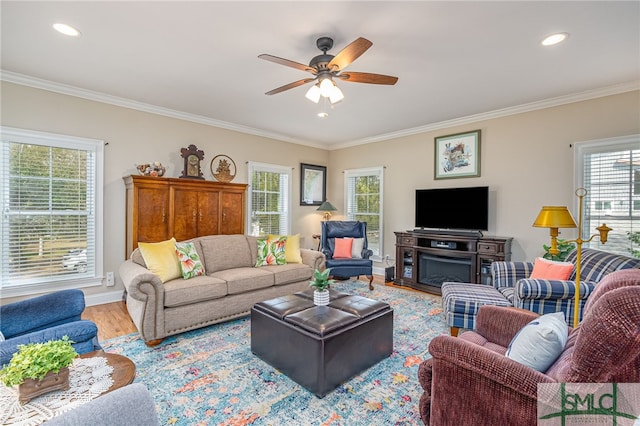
[85,290,124,306]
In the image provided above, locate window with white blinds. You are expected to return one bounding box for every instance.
[344,167,384,257]
[575,134,639,256]
[247,162,291,236]
[1,127,104,296]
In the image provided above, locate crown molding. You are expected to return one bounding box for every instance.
[0,70,326,150]
[328,80,640,150]
[2,70,637,151]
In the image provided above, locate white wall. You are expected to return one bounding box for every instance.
[329,90,640,264]
[2,81,638,304]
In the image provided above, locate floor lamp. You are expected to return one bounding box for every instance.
[533,188,612,328]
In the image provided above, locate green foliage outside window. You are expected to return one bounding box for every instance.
[627,231,640,258]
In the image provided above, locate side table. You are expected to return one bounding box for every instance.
[80,350,136,393]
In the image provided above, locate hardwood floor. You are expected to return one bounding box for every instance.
[83,275,396,341]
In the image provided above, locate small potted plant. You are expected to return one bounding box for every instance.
[309,268,335,306]
[0,336,78,404]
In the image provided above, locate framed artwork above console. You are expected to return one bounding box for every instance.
[435,129,481,180]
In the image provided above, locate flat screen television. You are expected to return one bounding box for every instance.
[415,186,489,231]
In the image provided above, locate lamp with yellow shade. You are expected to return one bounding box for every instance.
[533,188,612,327]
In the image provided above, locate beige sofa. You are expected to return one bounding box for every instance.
[118,234,325,345]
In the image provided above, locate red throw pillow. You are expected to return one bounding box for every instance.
[333,238,354,259]
[529,257,574,280]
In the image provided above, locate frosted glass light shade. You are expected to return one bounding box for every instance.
[305,84,321,103]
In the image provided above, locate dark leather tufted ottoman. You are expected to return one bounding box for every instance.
[250,289,393,397]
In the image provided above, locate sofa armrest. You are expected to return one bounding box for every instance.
[118,260,166,342]
[491,261,534,289]
[300,248,326,271]
[45,383,159,426]
[474,305,540,348]
[0,321,100,366]
[515,279,597,300]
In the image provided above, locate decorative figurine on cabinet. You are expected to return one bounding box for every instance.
[180,144,205,179]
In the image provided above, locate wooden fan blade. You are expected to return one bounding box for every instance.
[337,72,398,85]
[328,37,372,72]
[265,78,316,95]
[258,54,317,74]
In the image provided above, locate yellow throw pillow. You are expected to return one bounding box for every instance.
[268,233,302,263]
[138,238,181,283]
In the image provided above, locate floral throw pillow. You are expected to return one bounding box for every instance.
[175,241,205,279]
[255,236,287,266]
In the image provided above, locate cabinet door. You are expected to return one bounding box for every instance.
[172,187,199,241]
[137,186,170,243]
[197,190,220,236]
[220,191,244,234]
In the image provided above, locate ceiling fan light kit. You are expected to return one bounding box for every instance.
[260,36,398,113]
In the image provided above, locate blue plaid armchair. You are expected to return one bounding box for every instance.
[443,247,640,335]
[491,247,640,321]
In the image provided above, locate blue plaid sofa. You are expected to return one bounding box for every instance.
[442,248,640,335]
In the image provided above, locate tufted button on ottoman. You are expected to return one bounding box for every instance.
[251,291,393,397]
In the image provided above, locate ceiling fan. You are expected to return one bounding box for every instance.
[259,36,398,104]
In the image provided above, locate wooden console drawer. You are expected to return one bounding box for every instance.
[478,242,498,254]
[398,236,416,245]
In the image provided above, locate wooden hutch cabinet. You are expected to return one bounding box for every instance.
[124,175,247,258]
[394,230,512,295]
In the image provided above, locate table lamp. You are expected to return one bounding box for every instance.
[316,201,337,221]
[533,188,612,327]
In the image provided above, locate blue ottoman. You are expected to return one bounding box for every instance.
[441,282,512,336]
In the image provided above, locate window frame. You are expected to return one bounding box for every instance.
[0,127,104,297]
[246,161,292,237]
[344,166,384,258]
[574,133,639,256]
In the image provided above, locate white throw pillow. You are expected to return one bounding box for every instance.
[351,238,365,259]
[505,312,568,372]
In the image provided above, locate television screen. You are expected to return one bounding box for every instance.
[415,186,489,231]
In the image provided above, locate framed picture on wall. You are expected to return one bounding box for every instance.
[300,163,326,206]
[434,130,481,180]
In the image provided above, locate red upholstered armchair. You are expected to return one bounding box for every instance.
[418,269,640,425]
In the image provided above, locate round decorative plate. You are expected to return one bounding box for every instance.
[210,155,236,182]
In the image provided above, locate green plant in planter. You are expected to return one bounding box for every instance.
[542,239,576,262]
[0,336,77,387]
[309,268,335,292]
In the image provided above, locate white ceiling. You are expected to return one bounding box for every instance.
[1,1,639,149]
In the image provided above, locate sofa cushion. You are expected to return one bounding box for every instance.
[261,263,314,286]
[175,241,205,279]
[256,237,286,266]
[163,275,227,308]
[211,267,274,294]
[138,238,181,283]
[268,233,303,263]
[530,257,574,280]
[199,235,253,273]
[506,311,568,372]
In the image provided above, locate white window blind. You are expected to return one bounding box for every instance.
[247,162,291,236]
[1,127,104,296]
[575,134,640,256]
[344,167,384,257]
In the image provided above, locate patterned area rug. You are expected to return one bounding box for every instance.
[102,282,447,425]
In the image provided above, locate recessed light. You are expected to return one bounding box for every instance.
[53,23,81,37]
[317,112,329,118]
[542,32,568,46]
